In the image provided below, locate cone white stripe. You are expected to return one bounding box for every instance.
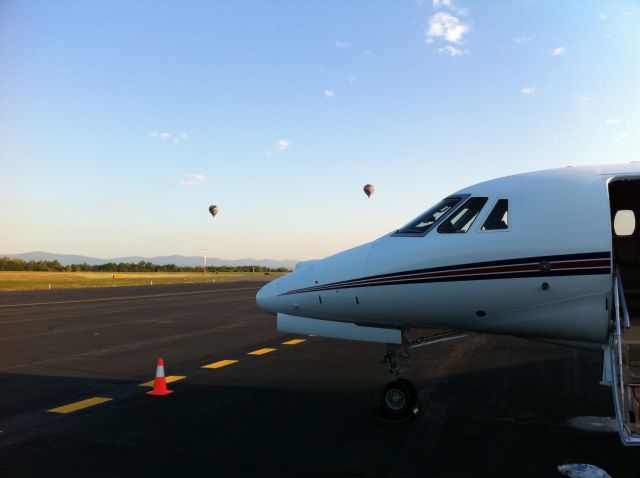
[156,365,165,377]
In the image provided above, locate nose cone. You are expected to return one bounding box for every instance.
[257,261,317,315]
[256,245,372,317]
[256,280,279,315]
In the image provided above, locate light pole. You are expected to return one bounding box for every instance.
[200,248,208,275]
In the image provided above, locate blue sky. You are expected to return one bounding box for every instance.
[1,1,638,261]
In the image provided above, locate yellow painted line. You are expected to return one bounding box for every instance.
[202,359,238,369]
[48,397,113,414]
[248,348,276,356]
[282,339,306,345]
[0,287,260,309]
[138,375,186,387]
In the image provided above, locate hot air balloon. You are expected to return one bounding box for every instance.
[363,184,375,198]
[208,205,219,218]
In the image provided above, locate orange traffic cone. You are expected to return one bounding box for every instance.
[146,358,174,396]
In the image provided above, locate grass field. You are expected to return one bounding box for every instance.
[0,271,285,291]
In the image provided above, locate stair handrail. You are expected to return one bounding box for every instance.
[611,268,640,445]
[615,268,631,328]
[613,270,625,401]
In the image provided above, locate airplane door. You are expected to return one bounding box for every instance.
[608,177,640,445]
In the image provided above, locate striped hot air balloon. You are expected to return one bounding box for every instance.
[363,184,375,198]
[208,205,219,218]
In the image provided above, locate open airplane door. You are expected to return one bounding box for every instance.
[607,178,640,445]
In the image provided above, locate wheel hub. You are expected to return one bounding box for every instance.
[385,388,406,411]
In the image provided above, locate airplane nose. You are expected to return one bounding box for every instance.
[256,280,278,315]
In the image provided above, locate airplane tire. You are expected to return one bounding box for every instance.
[378,379,418,421]
[396,378,418,406]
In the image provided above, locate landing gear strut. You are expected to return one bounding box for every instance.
[377,342,419,421]
[376,330,470,422]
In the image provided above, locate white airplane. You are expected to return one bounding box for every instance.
[256,163,640,446]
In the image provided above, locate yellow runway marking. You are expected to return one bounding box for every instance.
[202,359,238,369]
[282,339,306,345]
[48,397,112,414]
[138,375,186,387]
[248,348,276,356]
[0,287,260,309]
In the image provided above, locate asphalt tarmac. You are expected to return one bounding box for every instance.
[0,282,638,477]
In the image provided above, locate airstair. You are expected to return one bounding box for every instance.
[608,269,640,445]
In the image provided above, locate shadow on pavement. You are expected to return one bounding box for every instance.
[1,356,639,478]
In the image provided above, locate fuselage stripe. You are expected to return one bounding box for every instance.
[280,252,611,296]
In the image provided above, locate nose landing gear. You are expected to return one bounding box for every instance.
[376,330,470,422]
[377,342,419,421]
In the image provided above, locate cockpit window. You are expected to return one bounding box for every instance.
[438,197,488,233]
[481,199,509,231]
[395,196,464,235]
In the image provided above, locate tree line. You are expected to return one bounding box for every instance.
[0,257,290,273]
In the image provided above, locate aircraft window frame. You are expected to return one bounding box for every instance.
[437,197,489,234]
[480,198,510,232]
[392,194,469,237]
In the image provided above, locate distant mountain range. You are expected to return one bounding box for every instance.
[1,251,297,270]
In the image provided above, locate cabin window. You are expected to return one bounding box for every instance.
[395,196,464,235]
[614,210,636,237]
[481,199,509,231]
[438,197,488,233]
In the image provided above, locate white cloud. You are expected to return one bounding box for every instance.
[578,96,591,113]
[551,47,566,56]
[606,118,622,125]
[150,131,189,144]
[432,0,468,16]
[277,139,290,151]
[335,41,350,48]
[515,36,532,44]
[151,132,171,140]
[438,45,466,57]
[427,12,470,44]
[179,173,205,186]
[614,133,628,144]
[600,14,607,21]
[101,200,136,209]
[2,198,41,207]
[324,89,335,98]
[175,132,189,143]
[521,87,535,95]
